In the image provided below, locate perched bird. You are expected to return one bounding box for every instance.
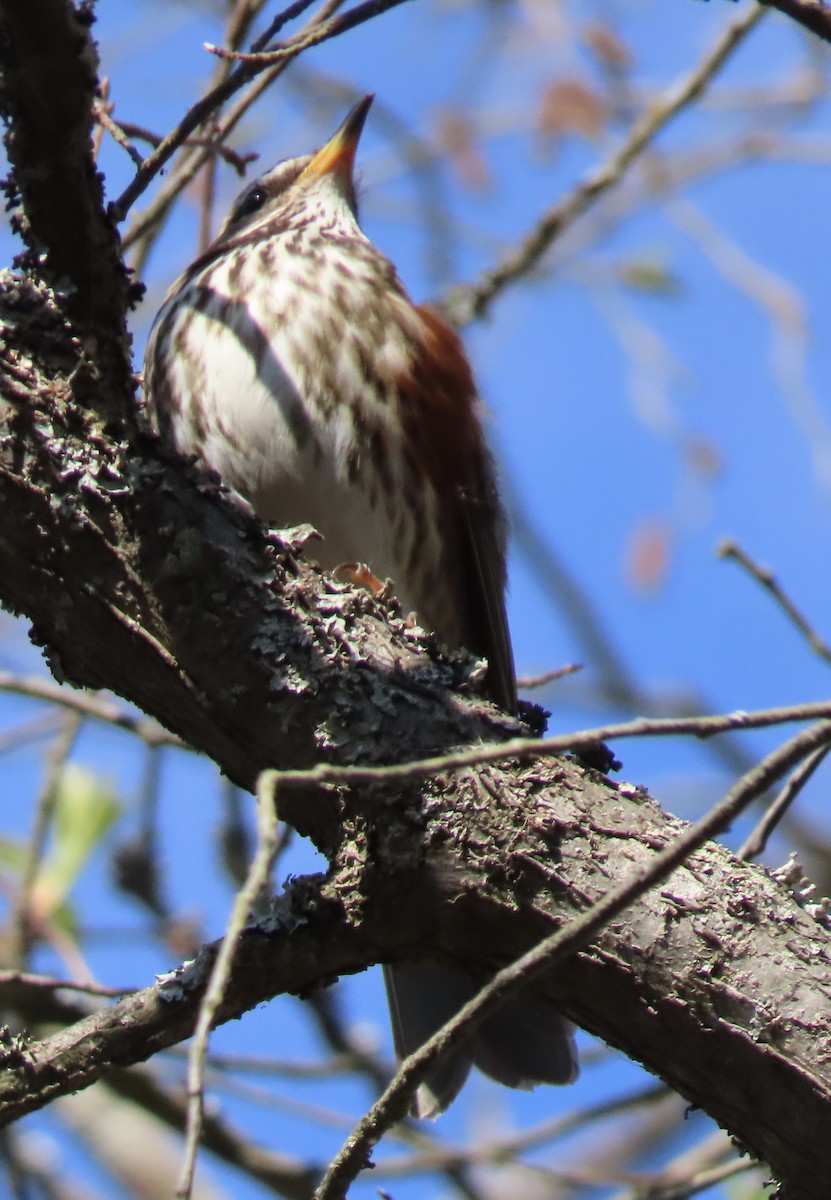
[144,95,577,1116]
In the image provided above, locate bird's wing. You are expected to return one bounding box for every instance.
[405,305,516,713]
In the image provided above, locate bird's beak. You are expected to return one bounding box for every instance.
[299,94,374,192]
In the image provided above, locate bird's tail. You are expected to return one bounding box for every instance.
[383,962,577,1119]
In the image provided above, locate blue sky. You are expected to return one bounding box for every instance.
[2,1,830,1196]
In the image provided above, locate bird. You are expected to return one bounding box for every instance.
[143,94,577,1117]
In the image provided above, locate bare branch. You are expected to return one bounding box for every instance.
[719,538,831,665]
[178,771,285,1199]
[314,719,831,1200]
[111,0,410,223]
[2,749,830,1195]
[738,744,831,860]
[267,700,831,791]
[1,9,830,1200]
[0,972,130,999]
[104,1059,320,1200]
[0,671,183,747]
[441,5,766,326]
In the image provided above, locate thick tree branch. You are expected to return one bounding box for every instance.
[0,285,509,832]
[760,0,831,44]
[3,280,831,1194]
[315,720,831,1200]
[62,1070,321,1200]
[1,7,830,1200]
[1,758,830,1197]
[0,0,137,401]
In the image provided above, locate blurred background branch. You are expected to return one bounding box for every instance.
[2,0,831,1198]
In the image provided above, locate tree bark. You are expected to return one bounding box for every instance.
[1,4,831,1198]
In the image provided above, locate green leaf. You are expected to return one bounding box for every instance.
[39,764,122,911]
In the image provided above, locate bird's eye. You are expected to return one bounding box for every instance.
[232,185,267,222]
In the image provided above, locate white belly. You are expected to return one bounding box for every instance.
[154,275,424,612]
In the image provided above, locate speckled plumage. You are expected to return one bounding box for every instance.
[144,96,576,1116]
[146,151,514,698]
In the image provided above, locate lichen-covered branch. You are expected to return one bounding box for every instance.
[1,6,831,1200]
[0,279,509,837]
[1,757,830,1198]
[0,0,138,401]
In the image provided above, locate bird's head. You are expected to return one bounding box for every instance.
[216,94,374,246]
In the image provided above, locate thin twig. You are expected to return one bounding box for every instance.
[506,474,637,707]
[0,711,64,756]
[193,0,270,252]
[380,1083,669,1174]
[0,671,182,747]
[174,1046,359,1079]
[719,538,831,665]
[672,198,831,493]
[738,743,831,860]
[113,0,317,221]
[538,130,831,285]
[105,1051,318,1200]
[112,745,169,919]
[112,0,407,223]
[442,4,766,326]
[312,718,831,1199]
[92,77,110,162]
[606,1127,750,1200]
[516,663,582,690]
[176,770,284,1200]
[615,1154,756,1200]
[94,99,145,167]
[0,970,130,998]
[99,112,257,173]
[271,699,831,792]
[196,133,219,254]
[206,0,404,65]
[122,0,347,260]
